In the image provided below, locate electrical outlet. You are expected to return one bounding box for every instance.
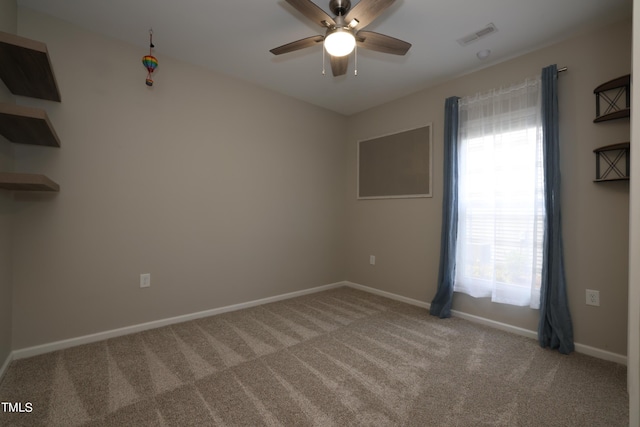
[369,255,376,265]
[586,289,600,306]
[140,273,151,288]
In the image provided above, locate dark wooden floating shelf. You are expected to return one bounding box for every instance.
[594,177,629,183]
[594,75,631,93]
[0,102,61,147]
[593,108,630,123]
[0,31,61,102]
[0,33,61,193]
[0,172,59,191]
[593,142,630,153]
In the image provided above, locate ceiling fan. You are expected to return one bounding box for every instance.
[270,0,411,76]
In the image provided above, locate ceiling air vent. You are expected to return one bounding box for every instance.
[457,23,498,46]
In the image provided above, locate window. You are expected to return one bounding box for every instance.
[454,78,544,309]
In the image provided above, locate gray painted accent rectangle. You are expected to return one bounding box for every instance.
[357,124,432,199]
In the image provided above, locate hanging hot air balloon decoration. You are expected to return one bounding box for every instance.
[142,29,158,86]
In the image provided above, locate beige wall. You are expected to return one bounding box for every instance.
[346,20,632,356]
[0,0,16,368]
[10,9,347,349]
[0,0,16,33]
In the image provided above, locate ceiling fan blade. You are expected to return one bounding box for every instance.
[344,0,396,30]
[356,31,411,55]
[330,55,348,76]
[270,35,324,55]
[285,0,336,28]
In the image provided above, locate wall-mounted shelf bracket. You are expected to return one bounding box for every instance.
[594,142,630,182]
[593,75,630,123]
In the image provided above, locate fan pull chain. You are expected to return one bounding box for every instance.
[354,44,358,76]
[322,46,326,76]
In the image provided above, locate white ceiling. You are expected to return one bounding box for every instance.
[18,0,632,115]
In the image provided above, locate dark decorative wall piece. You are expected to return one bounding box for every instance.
[593,142,630,182]
[593,74,630,123]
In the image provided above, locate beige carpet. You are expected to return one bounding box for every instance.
[0,287,628,426]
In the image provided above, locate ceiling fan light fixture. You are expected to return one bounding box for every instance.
[324,27,356,57]
[269,0,411,77]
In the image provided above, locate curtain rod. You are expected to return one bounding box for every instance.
[558,67,567,73]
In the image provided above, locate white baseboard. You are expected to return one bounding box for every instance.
[573,343,628,365]
[12,281,346,360]
[344,281,628,366]
[345,281,430,309]
[451,308,627,365]
[449,309,538,340]
[9,280,628,367]
[0,351,13,384]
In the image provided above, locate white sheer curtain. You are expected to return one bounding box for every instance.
[454,77,544,308]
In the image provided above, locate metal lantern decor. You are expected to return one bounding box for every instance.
[142,30,158,86]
